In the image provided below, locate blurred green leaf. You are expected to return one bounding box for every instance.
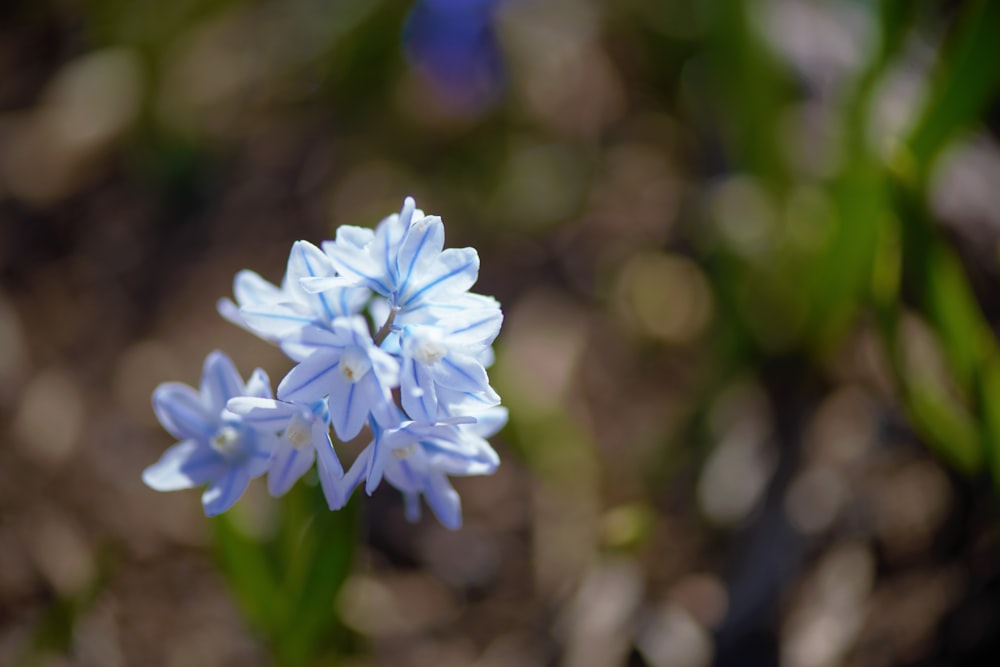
[278,489,358,667]
[977,360,1000,487]
[213,483,358,667]
[907,382,982,473]
[907,0,1000,175]
[212,510,285,634]
[702,0,788,185]
[924,244,991,388]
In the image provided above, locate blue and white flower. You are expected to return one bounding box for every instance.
[398,323,500,423]
[306,197,480,314]
[145,196,506,529]
[142,351,277,516]
[219,241,368,359]
[341,408,506,528]
[225,397,348,509]
[277,316,400,440]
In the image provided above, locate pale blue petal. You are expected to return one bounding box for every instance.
[476,346,496,368]
[300,275,358,294]
[284,323,351,352]
[403,491,421,523]
[280,340,317,363]
[425,440,500,476]
[373,199,416,285]
[444,308,503,348]
[435,387,498,416]
[243,369,273,399]
[328,373,369,441]
[361,373,399,429]
[315,427,348,509]
[423,470,462,530]
[334,442,372,508]
[322,241,392,295]
[200,351,245,412]
[401,358,437,424]
[239,302,316,338]
[369,345,401,389]
[299,281,371,319]
[398,247,479,307]
[383,455,419,493]
[267,442,315,497]
[287,241,336,287]
[246,433,278,477]
[337,314,375,344]
[216,298,246,330]
[226,397,296,430]
[365,433,389,494]
[288,241,350,323]
[152,382,216,440]
[467,406,508,438]
[201,465,251,516]
[142,440,225,491]
[277,351,340,403]
[433,353,497,399]
[233,269,282,306]
[395,216,444,297]
[324,225,373,252]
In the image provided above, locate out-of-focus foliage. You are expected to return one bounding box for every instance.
[3,0,1000,665]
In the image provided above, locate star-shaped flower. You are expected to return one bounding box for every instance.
[340,409,505,529]
[142,351,277,516]
[307,197,480,312]
[226,397,349,509]
[276,316,400,440]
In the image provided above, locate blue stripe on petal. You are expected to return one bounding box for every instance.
[202,351,244,411]
[201,466,250,516]
[400,250,478,306]
[436,355,492,394]
[153,383,216,439]
[325,250,392,295]
[277,354,340,402]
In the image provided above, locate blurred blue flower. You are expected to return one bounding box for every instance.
[403,0,506,114]
[143,351,277,516]
[226,397,348,509]
[341,408,506,528]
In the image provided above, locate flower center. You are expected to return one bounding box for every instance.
[392,443,419,460]
[284,411,313,450]
[339,346,372,383]
[211,425,243,457]
[414,339,446,365]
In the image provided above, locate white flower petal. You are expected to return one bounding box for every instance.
[328,375,369,441]
[434,353,497,399]
[142,440,225,491]
[396,216,444,297]
[401,358,437,424]
[399,247,479,307]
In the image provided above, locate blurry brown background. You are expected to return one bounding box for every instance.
[2,0,1000,665]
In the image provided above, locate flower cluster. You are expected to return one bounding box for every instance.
[143,198,505,529]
